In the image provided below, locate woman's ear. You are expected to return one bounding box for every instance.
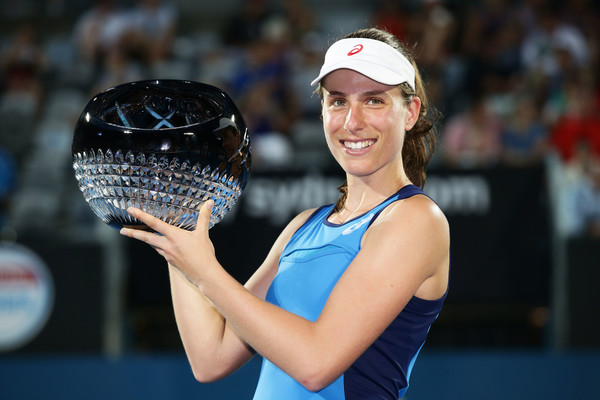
[405,97,421,131]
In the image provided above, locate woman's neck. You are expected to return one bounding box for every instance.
[341,173,411,219]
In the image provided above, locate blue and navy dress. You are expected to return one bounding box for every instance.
[253,185,446,399]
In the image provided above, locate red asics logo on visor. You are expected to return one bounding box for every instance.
[347,44,363,56]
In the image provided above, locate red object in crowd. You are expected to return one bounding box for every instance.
[551,116,600,161]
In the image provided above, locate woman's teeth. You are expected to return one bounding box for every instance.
[343,140,375,150]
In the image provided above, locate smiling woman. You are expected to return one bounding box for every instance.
[318,70,420,208]
[313,29,437,216]
[120,27,449,400]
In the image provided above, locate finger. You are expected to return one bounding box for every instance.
[126,207,171,235]
[195,199,214,232]
[120,226,166,249]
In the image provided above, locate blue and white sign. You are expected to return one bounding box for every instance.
[0,243,54,351]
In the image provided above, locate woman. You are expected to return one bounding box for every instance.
[121,27,450,399]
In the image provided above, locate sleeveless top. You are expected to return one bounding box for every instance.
[252,185,447,400]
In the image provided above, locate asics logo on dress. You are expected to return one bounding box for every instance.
[342,213,374,235]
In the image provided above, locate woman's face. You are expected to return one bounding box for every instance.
[321,69,420,180]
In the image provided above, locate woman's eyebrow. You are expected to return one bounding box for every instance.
[362,90,388,96]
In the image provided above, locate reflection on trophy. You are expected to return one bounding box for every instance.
[72,80,252,230]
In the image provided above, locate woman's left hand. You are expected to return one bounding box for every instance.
[119,200,217,286]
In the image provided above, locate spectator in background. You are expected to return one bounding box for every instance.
[227,15,298,168]
[403,0,455,119]
[0,23,47,163]
[73,0,140,93]
[122,0,178,66]
[279,0,317,45]
[89,41,144,95]
[520,4,590,96]
[371,0,411,44]
[541,39,595,128]
[549,79,600,168]
[501,94,549,167]
[71,0,126,67]
[440,91,503,168]
[223,0,273,47]
[74,0,178,94]
[571,156,600,239]
[412,0,455,71]
[547,77,600,242]
[289,31,325,118]
[0,23,46,111]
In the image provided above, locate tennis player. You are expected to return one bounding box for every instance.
[121,27,450,399]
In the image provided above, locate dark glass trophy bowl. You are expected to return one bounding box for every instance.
[72,80,251,230]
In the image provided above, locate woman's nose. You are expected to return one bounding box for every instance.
[343,106,365,134]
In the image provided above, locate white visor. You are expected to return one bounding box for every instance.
[310,38,415,90]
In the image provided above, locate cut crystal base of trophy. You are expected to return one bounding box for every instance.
[73,149,243,230]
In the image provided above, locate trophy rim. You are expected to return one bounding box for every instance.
[72,79,252,163]
[81,79,245,133]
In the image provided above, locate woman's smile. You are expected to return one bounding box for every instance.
[341,139,377,152]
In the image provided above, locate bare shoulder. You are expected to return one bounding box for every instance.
[374,194,449,240]
[362,193,449,299]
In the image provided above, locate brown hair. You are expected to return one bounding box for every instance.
[318,28,439,212]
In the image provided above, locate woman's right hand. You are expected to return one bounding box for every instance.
[120,200,219,289]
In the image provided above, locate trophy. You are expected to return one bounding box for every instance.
[72,80,251,230]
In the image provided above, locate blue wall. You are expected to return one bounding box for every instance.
[1,350,598,399]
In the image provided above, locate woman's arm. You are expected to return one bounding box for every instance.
[122,196,449,391]
[130,206,316,382]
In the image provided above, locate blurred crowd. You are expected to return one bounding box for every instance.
[0,0,599,239]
